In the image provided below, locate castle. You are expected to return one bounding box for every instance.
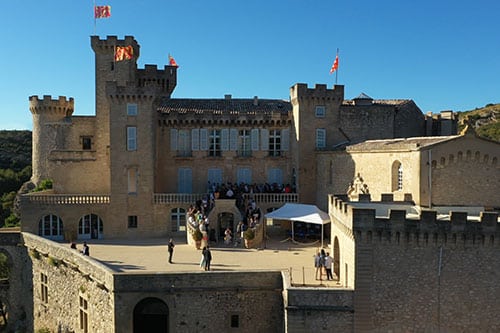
[0,35,497,332]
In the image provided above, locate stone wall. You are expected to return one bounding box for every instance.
[283,271,354,333]
[22,232,115,332]
[331,197,500,332]
[113,270,284,332]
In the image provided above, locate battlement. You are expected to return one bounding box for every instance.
[91,35,140,59]
[329,195,499,246]
[290,83,344,104]
[29,95,74,116]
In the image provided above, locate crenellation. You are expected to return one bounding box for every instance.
[29,95,74,115]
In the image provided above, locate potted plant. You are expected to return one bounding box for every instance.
[243,228,255,248]
[192,228,203,249]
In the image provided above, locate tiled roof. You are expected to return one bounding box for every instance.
[346,135,460,152]
[342,99,413,106]
[157,98,291,114]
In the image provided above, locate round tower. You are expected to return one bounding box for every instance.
[29,95,74,185]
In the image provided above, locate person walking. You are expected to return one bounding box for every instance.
[167,238,175,263]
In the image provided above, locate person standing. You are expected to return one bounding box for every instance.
[81,242,90,256]
[204,246,212,271]
[314,252,321,280]
[325,252,334,280]
[167,238,175,264]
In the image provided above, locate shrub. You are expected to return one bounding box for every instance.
[243,228,255,240]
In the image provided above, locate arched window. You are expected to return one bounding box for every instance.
[38,214,64,240]
[170,208,186,232]
[78,214,104,240]
[134,297,169,333]
[391,161,403,191]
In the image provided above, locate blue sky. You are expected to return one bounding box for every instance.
[1,0,499,130]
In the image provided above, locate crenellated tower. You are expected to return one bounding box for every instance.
[290,83,345,204]
[29,95,74,185]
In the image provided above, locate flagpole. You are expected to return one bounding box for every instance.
[335,48,339,85]
[93,0,96,35]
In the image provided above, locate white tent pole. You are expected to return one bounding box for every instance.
[292,221,294,242]
[321,225,324,248]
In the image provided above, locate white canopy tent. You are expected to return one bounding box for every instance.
[265,203,331,247]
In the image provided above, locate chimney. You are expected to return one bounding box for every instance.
[253,96,258,106]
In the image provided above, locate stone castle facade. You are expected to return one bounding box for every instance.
[0,35,497,332]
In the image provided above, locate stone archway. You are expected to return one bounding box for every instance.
[207,199,242,244]
[333,237,340,280]
[133,297,169,333]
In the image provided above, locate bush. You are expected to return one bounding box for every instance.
[32,179,53,192]
[191,228,203,241]
[243,228,255,240]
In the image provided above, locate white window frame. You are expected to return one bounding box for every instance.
[239,129,252,157]
[269,129,281,157]
[127,103,138,116]
[127,126,137,151]
[208,129,221,157]
[316,128,326,149]
[315,105,326,117]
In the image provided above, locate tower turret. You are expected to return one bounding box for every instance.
[29,95,74,185]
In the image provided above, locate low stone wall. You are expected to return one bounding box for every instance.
[114,270,284,332]
[282,271,354,333]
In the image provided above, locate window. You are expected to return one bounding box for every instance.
[38,215,63,240]
[268,168,283,185]
[178,130,191,157]
[171,208,186,232]
[127,103,138,116]
[238,129,252,157]
[208,129,221,157]
[391,161,403,191]
[237,167,252,184]
[178,168,193,193]
[398,164,403,191]
[79,296,89,333]
[316,129,326,149]
[208,168,223,185]
[81,136,92,150]
[128,168,138,194]
[78,214,103,239]
[231,314,239,328]
[127,126,137,151]
[40,273,48,304]
[315,105,326,117]
[269,129,281,157]
[128,216,138,228]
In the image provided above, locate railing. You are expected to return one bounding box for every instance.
[153,193,207,204]
[21,194,110,205]
[153,193,299,205]
[242,193,299,204]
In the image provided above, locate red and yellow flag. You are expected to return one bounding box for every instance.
[115,46,133,62]
[94,5,111,19]
[169,54,179,68]
[329,54,339,74]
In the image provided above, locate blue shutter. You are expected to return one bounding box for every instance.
[260,129,269,151]
[221,128,229,151]
[200,128,208,151]
[281,128,290,151]
[191,129,199,151]
[170,129,178,151]
[178,168,192,193]
[251,129,260,151]
[229,129,238,151]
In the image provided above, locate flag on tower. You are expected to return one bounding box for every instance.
[94,5,111,19]
[169,54,179,68]
[329,54,339,74]
[115,46,133,61]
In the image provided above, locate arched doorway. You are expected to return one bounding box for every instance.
[217,212,234,243]
[333,237,340,280]
[133,297,169,333]
[38,214,64,240]
[78,214,104,239]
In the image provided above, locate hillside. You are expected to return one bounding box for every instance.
[0,130,32,171]
[456,103,500,142]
